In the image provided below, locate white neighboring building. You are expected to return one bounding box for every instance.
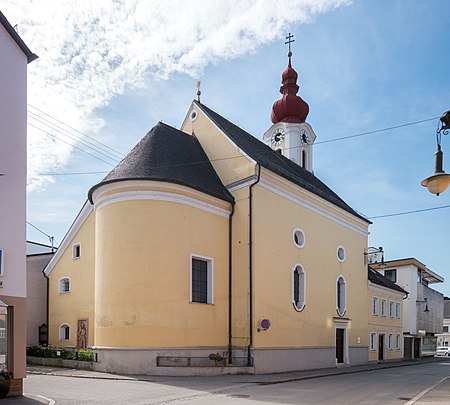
[0,10,37,397]
[436,297,450,348]
[373,258,444,359]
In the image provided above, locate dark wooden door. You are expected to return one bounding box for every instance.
[378,334,385,361]
[336,328,344,363]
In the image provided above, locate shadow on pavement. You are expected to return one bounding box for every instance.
[1,395,49,404]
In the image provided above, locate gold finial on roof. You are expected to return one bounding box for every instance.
[196,80,201,103]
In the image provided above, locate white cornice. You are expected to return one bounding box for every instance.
[44,201,93,276]
[95,188,231,218]
[258,174,369,236]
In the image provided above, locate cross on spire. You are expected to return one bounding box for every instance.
[285,33,295,57]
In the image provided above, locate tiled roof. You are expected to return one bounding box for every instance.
[368,266,408,295]
[196,101,370,223]
[88,122,234,204]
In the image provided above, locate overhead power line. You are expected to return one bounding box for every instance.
[28,122,118,167]
[315,117,439,145]
[28,110,122,163]
[26,221,59,246]
[368,204,450,219]
[34,113,438,176]
[28,104,124,158]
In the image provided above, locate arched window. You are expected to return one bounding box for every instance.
[292,265,306,311]
[302,150,307,169]
[59,277,70,293]
[336,276,346,316]
[59,324,70,341]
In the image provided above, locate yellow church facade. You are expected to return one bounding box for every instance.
[44,48,405,374]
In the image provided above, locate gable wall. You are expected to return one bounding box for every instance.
[48,211,96,347]
[181,104,257,187]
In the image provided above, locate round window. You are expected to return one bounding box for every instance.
[293,228,305,248]
[337,246,346,262]
[190,109,198,122]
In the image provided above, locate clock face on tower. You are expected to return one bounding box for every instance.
[271,128,285,146]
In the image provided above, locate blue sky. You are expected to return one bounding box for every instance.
[4,1,450,295]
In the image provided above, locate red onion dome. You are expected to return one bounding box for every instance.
[270,56,309,124]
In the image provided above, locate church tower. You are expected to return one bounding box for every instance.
[263,34,317,172]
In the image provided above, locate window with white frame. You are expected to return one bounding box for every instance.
[59,277,70,293]
[293,228,305,248]
[389,300,394,318]
[381,299,387,317]
[396,333,401,350]
[72,243,81,259]
[395,302,401,319]
[292,264,306,311]
[0,249,4,276]
[370,332,377,351]
[372,296,379,316]
[336,276,346,316]
[337,246,346,262]
[59,324,70,341]
[190,255,213,304]
[0,328,5,339]
[388,333,393,350]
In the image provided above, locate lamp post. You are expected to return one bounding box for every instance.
[421,110,450,196]
[416,298,430,313]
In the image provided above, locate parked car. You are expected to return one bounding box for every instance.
[435,346,450,357]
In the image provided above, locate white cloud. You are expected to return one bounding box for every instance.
[2,0,350,191]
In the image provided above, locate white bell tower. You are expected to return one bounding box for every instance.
[264,33,317,173]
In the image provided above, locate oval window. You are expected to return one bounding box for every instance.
[293,228,305,248]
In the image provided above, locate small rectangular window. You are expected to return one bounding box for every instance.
[372,296,379,316]
[444,326,449,333]
[388,333,393,350]
[59,278,70,293]
[381,299,387,317]
[190,255,213,304]
[396,334,401,350]
[60,324,70,341]
[72,244,81,259]
[370,332,377,351]
[395,302,401,319]
[384,269,397,283]
[389,301,394,318]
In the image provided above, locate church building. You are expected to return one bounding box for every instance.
[45,41,374,375]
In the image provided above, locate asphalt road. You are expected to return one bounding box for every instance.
[5,360,450,404]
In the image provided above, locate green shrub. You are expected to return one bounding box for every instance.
[27,346,94,362]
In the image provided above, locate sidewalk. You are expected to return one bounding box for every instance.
[26,356,444,384]
[23,356,448,404]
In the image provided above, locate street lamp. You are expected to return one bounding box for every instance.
[421,110,450,196]
[416,298,430,313]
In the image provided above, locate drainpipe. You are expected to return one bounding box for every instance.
[228,201,235,364]
[248,164,261,367]
[42,268,49,344]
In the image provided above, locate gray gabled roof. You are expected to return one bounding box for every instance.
[0,11,38,63]
[88,121,234,204]
[195,101,370,223]
[368,266,408,295]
